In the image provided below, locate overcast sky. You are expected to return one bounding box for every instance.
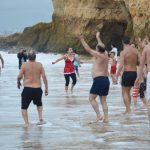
[0,0,53,33]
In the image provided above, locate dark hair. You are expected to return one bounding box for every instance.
[74,50,77,53]
[111,43,116,47]
[96,44,105,53]
[28,50,36,61]
[122,36,130,44]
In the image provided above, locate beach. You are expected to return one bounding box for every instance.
[0,52,150,150]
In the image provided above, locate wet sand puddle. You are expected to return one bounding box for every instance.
[0,52,150,150]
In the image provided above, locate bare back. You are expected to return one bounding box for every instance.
[92,52,109,78]
[21,61,43,88]
[123,46,139,71]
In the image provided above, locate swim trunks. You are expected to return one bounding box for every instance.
[110,65,117,74]
[121,71,137,87]
[90,76,110,96]
[21,87,43,109]
[140,79,146,98]
[147,72,150,100]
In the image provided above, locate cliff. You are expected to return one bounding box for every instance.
[0,0,150,53]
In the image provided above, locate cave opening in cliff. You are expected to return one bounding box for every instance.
[100,21,127,53]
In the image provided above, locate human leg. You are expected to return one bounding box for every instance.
[89,94,103,122]
[100,96,108,123]
[122,86,132,114]
[64,74,70,93]
[70,73,77,93]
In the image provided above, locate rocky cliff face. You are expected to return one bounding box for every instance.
[1,0,150,52]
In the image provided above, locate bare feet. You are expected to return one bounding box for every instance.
[24,123,29,128]
[103,117,109,123]
[36,120,46,126]
[96,114,103,122]
[123,110,131,115]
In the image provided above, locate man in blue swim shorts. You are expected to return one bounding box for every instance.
[77,32,110,123]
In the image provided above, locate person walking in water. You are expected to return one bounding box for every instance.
[52,48,80,94]
[136,37,150,121]
[17,48,28,69]
[17,50,48,127]
[73,49,80,78]
[0,53,4,75]
[77,32,110,123]
[116,36,140,115]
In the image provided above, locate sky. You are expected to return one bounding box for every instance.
[0,0,54,34]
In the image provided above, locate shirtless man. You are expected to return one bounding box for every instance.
[0,53,4,75]
[116,36,140,115]
[77,32,110,123]
[136,40,150,121]
[17,50,48,127]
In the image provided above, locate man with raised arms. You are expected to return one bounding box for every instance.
[77,32,110,123]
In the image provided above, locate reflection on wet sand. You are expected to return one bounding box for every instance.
[21,127,43,150]
[0,52,150,150]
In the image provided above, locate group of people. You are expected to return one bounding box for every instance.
[0,31,150,127]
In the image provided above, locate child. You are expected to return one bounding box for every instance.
[110,52,117,84]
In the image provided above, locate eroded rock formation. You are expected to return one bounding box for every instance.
[1,0,150,52]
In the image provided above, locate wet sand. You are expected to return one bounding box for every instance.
[0,52,150,150]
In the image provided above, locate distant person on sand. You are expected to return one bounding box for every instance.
[73,49,81,78]
[52,48,80,94]
[76,32,110,123]
[110,52,117,84]
[17,50,48,127]
[116,36,140,115]
[110,43,118,61]
[0,53,4,75]
[17,48,28,69]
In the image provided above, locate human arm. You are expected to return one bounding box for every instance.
[41,65,48,96]
[76,33,103,57]
[116,52,124,81]
[96,32,105,48]
[52,55,66,64]
[0,54,4,68]
[135,48,146,84]
[17,64,25,89]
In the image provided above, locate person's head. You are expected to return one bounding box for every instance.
[20,48,23,53]
[28,50,36,61]
[122,36,130,45]
[23,49,26,53]
[110,51,115,58]
[96,44,105,53]
[73,49,77,54]
[67,48,73,54]
[111,43,116,49]
[130,43,135,48]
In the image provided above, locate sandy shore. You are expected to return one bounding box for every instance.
[0,52,149,150]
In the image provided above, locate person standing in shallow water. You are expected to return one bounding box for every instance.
[0,53,4,75]
[77,32,110,123]
[73,49,80,78]
[17,50,48,127]
[116,36,140,115]
[52,48,80,94]
[17,49,28,69]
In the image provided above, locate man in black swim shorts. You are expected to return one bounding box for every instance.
[116,36,140,115]
[17,50,48,127]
